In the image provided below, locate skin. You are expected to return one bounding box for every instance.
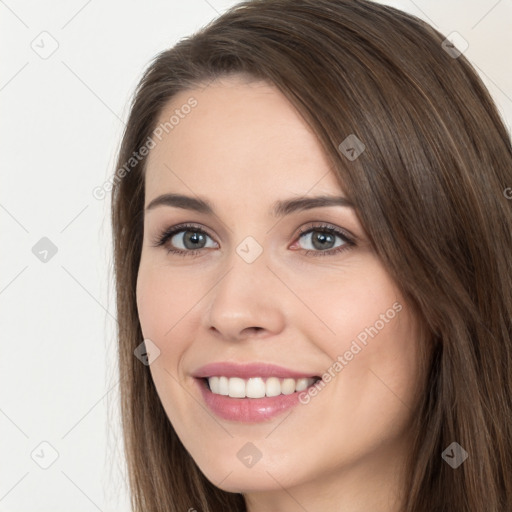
[136,74,426,512]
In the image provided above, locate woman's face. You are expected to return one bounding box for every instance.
[136,75,424,505]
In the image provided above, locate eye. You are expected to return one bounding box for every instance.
[152,223,217,257]
[292,223,355,257]
[152,222,356,258]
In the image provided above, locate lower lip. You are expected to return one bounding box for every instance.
[195,378,314,423]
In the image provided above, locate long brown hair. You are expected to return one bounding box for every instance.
[110,1,512,510]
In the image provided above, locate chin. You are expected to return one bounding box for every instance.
[195,453,310,494]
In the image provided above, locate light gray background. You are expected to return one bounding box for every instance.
[1,1,511,510]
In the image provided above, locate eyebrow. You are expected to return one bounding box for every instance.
[272,194,355,216]
[145,193,354,217]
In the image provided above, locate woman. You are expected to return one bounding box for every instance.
[111,0,512,510]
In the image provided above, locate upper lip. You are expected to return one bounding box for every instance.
[192,362,320,380]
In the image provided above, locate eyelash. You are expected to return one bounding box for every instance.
[151,222,356,258]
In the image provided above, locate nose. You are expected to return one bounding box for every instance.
[204,251,286,342]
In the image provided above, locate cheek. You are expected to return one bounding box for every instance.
[301,261,422,414]
[135,261,212,392]
[136,265,167,340]
[136,262,201,340]
[135,264,196,412]
[294,258,404,359]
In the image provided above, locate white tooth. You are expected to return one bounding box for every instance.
[281,378,296,395]
[208,376,314,397]
[265,377,281,397]
[218,376,229,395]
[228,377,246,398]
[209,376,220,394]
[246,377,266,398]
[295,378,310,392]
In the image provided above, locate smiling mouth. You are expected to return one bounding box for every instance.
[202,375,322,398]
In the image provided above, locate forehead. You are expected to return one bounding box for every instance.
[144,75,344,206]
